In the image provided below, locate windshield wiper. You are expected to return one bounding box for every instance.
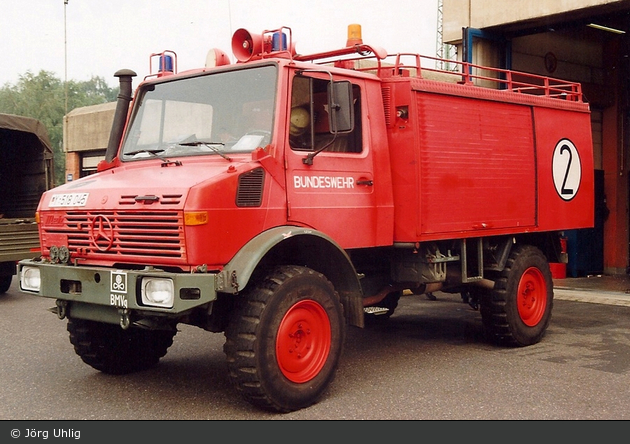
[125,149,166,157]
[125,148,181,167]
[179,141,232,161]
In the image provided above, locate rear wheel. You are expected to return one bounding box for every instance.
[480,245,553,346]
[67,318,176,374]
[224,265,345,413]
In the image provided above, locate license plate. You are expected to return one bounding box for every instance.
[49,193,89,208]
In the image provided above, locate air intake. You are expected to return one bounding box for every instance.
[236,168,265,207]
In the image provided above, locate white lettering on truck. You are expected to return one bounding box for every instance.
[293,175,355,189]
[110,294,128,308]
[110,271,128,308]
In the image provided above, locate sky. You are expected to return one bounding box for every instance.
[1,0,438,88]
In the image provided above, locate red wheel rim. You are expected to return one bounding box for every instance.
[276,299,331,383]
[517,266,547,327]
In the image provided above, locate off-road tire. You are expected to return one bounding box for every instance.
[224,265,345,413]
[0,275,11,294]
[67,318,176,374]
[480,245,553,346]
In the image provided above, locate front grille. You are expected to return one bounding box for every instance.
[42,210,185,260]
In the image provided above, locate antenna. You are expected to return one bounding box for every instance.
[435,0,457,71]
[436,0,444,63]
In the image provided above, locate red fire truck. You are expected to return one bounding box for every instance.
[19,25,594,412]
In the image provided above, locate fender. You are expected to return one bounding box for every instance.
[220,225,365,327]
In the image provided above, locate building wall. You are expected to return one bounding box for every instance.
[65,102,116,153]
[63,101,115,181]
[443,0,624,42]
[511,31,607,171]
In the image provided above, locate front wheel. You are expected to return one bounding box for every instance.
[224,265,345,413]
[67,318,177,374]
[480,245,553,346]
[0,275,11,294]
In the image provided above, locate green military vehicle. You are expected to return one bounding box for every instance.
[0,113,54,294]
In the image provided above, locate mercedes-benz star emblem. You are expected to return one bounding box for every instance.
[89,215,114,251]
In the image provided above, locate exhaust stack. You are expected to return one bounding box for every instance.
[105,69,137,163]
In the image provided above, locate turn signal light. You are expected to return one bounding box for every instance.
[184,211,208,226]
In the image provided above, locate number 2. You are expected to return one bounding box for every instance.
[559,144,573,195]
[552,139,581,202]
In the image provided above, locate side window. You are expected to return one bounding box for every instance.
[289,76,362,153]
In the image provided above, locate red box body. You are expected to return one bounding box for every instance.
[386,77,594,243]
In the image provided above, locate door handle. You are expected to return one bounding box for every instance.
[357,180,373,186]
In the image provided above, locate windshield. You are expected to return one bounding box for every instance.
[121,65,277,160]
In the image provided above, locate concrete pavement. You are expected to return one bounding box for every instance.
[554,274,630,307]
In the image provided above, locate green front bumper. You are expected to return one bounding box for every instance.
[18,259,220,325]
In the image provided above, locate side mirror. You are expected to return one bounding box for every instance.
[328,81,354,133]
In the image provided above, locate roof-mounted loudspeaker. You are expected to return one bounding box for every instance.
[232,28,263,62]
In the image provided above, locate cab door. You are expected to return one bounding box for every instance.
[284,74,380,249]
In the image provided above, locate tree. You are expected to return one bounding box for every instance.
[0,70,118,186]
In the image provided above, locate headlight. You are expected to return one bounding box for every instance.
[141,277,174,308]
[20,266,41,292]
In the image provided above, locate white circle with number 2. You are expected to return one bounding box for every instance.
[552,139,581,201]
